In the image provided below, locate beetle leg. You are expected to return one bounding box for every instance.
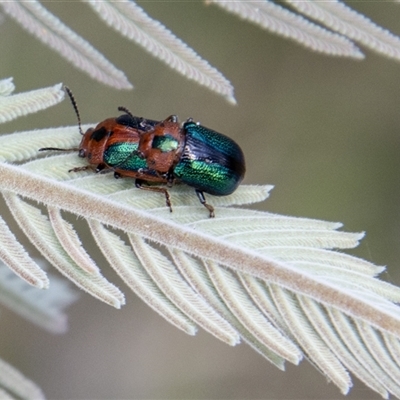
[166,170,174,188]
[69,163,108,174]
[96,163,107,173]
[135,179,173,212]
[195,189,215,218]
[68,165,92,173]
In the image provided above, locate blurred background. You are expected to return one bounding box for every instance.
[0,1,399,399]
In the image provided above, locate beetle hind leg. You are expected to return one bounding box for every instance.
[135,179,172,212]
[195,190,215,218]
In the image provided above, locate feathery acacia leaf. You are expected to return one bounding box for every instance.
[0,263,78,333]
[0,215,49,289]
[0,0,233,99]
[211,0,400,64]
[169,249,287,369]
[88,219,198,335]
[3,193,125,309]
[129,234,240,344]
[85,0,236,103]
[3,1,400,103]
[0,79,64,123]
[0,78,15,97]
[205,261,302,364]
[299,296,389,397]
[1,141,400,396]
[287,0,400,61]
[271,286,352,394]
[0,1,132,89]
[3,84,400,398]
[209,0,363,58]
[0,357,45,400]
[48,206,100,275]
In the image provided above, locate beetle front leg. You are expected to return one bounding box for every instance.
[68,165,92,173]
[195,189,215,218]
[69,163,107,174]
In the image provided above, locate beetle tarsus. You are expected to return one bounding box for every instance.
[196,189,215,218]
[68,165,91,173]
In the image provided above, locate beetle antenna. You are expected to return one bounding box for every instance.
[64,86,83,136]
[38,146,78,152]
[118,106,134,119]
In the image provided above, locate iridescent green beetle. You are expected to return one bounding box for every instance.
[40,88,245,217]
[138,116,246,217]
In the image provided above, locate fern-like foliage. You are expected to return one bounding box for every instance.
[0,1,132,90]
[0,0,234,101]
[0,262,79,334]
[0,358,45,400]
[2,81,400,398]
[209,0,363,58]
[0,80,79,399]
[212,0,400,61]
[2,1,400,102]
[286,0,400,60]
[84,0,236,103]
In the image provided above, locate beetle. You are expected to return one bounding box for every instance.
[39,87,173,210]
[137,115,246,218]
[40,87,246,217]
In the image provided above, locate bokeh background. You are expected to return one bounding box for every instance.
[0,1,400,399]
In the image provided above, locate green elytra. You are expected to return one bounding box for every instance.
[173,120,246,196]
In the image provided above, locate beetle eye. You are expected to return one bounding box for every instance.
[78,149,86,158]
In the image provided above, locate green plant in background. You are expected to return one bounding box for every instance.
[1,1,400,399]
